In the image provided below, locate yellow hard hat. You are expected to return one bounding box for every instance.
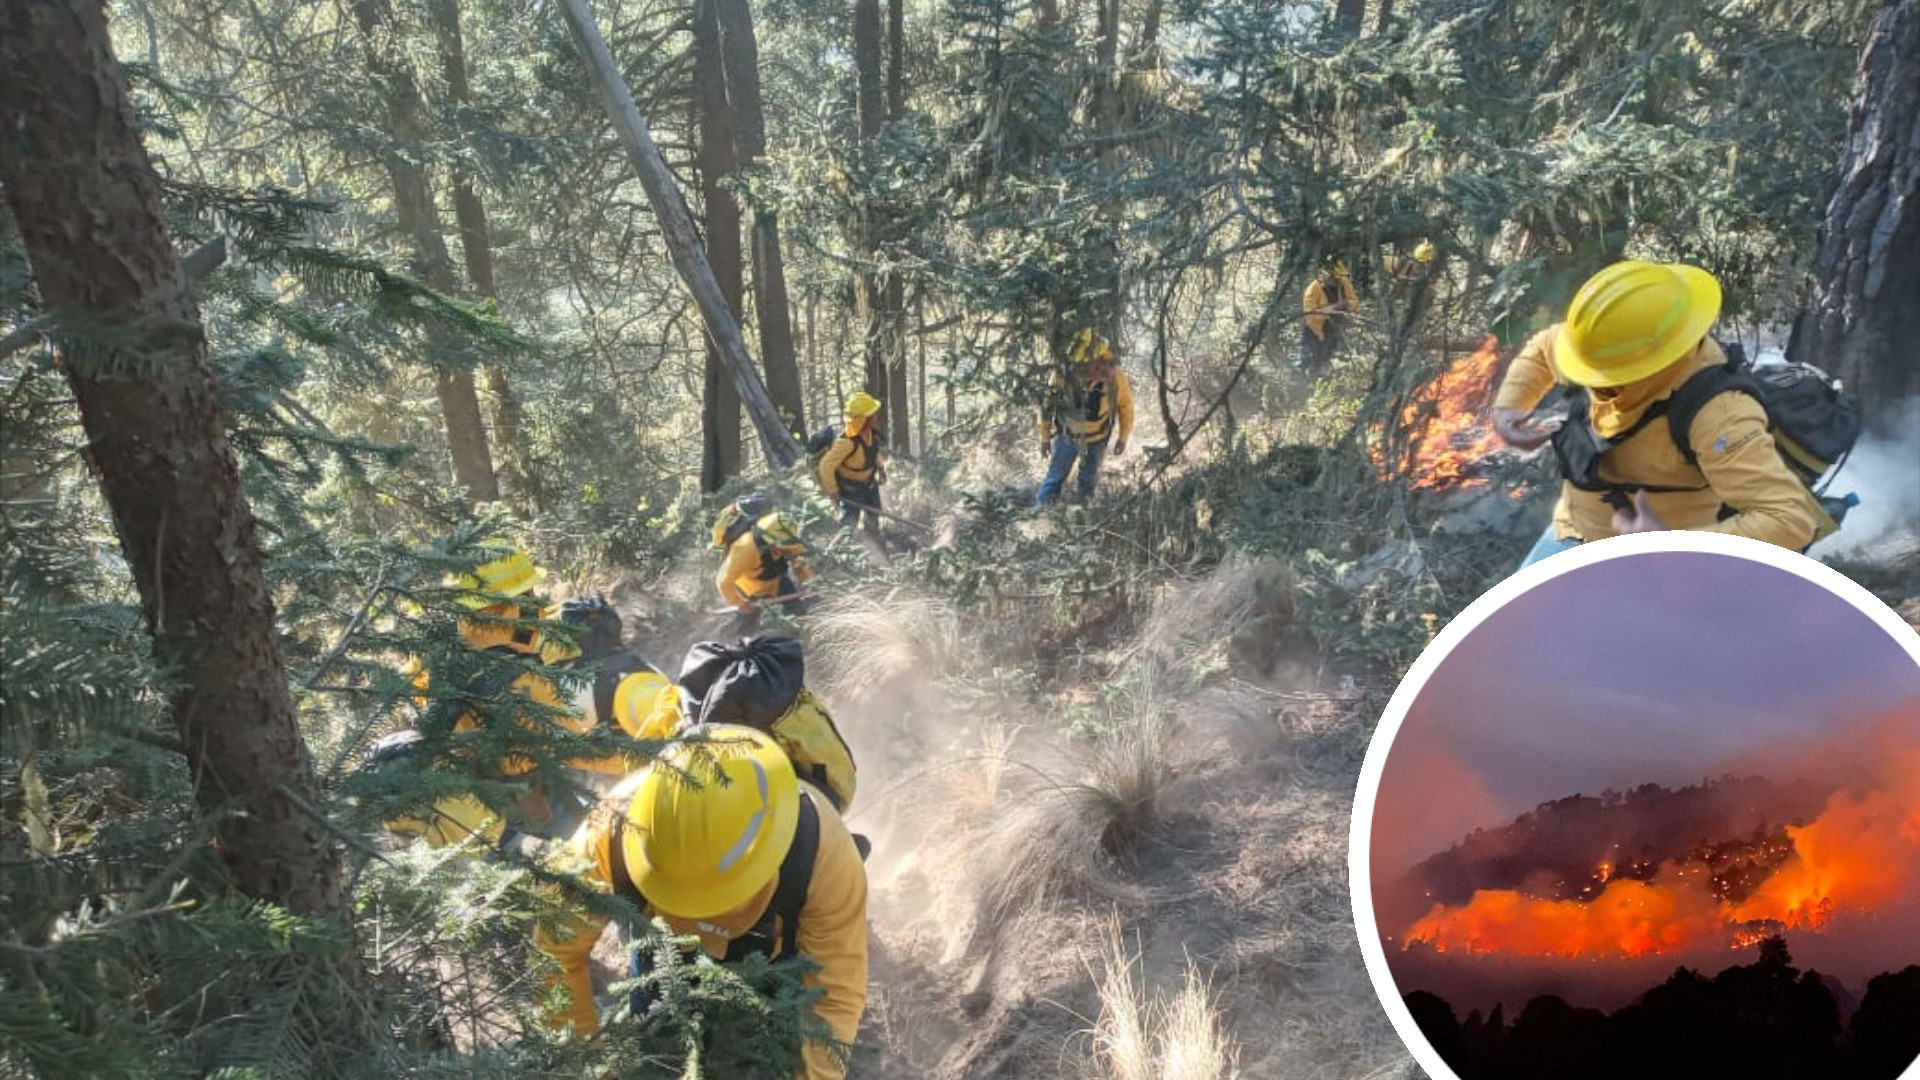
[1413,240,1436,263]
[844,391,882,420]
[1068,327,1102,365]
[455,543,548,609]
[612,670,677,740]
[618,725,800,918]
[1557,261,1722,388]
[756,512,805,552]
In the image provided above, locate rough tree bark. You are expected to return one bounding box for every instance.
[555,0,799,468]
[350,0,500,504]
[0,0,350,921]
[715,0,805,434]
[884,0,911,450]
[1332,0,1366,34]
[428,0,537,510]
[695,0,746,491]
[1787,0,1920,434]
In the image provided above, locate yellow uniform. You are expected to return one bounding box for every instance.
[1038,367,1134,448]
[1494,327,1825,551]
[715,517,813,610]
[535,774,869,1080]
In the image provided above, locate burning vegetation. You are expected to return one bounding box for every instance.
[1375,336,1517,493]
[1389,716,1920,963]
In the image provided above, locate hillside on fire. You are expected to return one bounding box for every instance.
[4,1,1920,1080]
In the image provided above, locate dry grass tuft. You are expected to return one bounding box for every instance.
[806,586,969,700]
[1089,925,1239,1080]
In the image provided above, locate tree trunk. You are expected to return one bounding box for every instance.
[351,0,499,504]
[1332,0,1365,34]
[695,0,745,490]
[887,0,905,118]
[0,0,350,922]
[555,0,798,469]
[854,0,909,451]
[428,0,536,510]
[1787,0,1920,434]
[716,0,804,435]
[1373,0,1394,36]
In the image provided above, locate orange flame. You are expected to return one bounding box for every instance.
[1379,335,1507,492]
[1400,729,1920,961]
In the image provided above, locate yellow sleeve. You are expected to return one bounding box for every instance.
[531,812,618,1036]
[1338,277,1358,311]
[717,537,757,607]
[795,798,870,1080]
[817,438,854,498]
[1113,371,1134,444]
[1492,326,1564,412]
[1303,280,1329,339]
[1687,392,1821,552]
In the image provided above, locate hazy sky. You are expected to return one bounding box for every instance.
[1371,550,1920,874]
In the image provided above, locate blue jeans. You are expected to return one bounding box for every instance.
[1035,434,1109,506]
[1518,523,1582,571]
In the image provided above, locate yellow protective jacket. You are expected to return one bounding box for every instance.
[716,520,814,608]
[1039,368,1134,447]
[534,775,870,1080]
[1494,326,1826,550]
[629,684,858,813]
[429,608,632,777]
[817,423,881,498]
[1302,273,1358,340]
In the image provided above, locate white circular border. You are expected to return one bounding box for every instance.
[1348,530,1920,1080]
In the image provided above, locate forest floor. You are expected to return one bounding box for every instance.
[581,401,1920,1079]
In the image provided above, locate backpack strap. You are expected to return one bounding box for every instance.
[1660,361,1764,468]
[750,522,789,581]
[606,792,820,963]
[724,794,819,962]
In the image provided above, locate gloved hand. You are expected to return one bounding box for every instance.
[1491,406,1564,451]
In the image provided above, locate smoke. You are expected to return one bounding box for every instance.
[1809,395,1920,560]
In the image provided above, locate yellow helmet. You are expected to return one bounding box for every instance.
[1069,327,1107,365]
[455,543,548,609]
[607,670,677,740]
[1413,240,1436,263]
[617,725,800,918]
[1557,261,1721,388]
[844,391,882,420]
[756,512,805,553]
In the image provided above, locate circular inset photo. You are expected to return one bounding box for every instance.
[1352,532,1920,1080]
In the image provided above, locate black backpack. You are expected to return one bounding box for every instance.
[1550,349,1860,523]
[713,493,774,551]
[804,423,840,466]
[678,635,805,728]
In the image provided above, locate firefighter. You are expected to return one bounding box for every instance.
[715,510,813,633]
[1490,260,1826,568]
[1300,254,1359,377]
[534,726,869,1080]
[1036,328,1134,506]
[817,391,887,547]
